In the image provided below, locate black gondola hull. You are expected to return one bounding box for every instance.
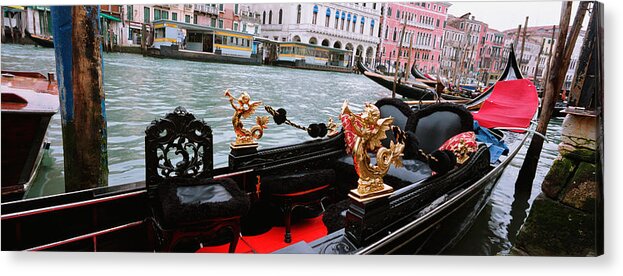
[357,60,467,101]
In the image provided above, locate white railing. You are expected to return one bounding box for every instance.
[332,3,379,16]
[413,44,433,51]
[194,4,218,15]
[261,23,380,44]
[407,21,436,31]
[300,24,380,44]
[262,24,286,31]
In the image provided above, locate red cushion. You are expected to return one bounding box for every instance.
[438,131,478,164]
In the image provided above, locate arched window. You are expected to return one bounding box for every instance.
[297,5,301,24]
[312,5,318,25]
[360,16,365,34]
[322,8,329,27]
[346,14,351,32]
[396,10,400,19]
[278,9,282,24]
[269,10,272,24]
[370,19,375,36]
[262,11,266,24]
[392,27,397,41]
[341,11,346,30]
[352,15,357,32]
[335,10,340,29]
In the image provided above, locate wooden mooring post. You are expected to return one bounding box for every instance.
[513,1,603,256]
[51,6,108,192]
[519,16,529,68]
[392,17,408,98]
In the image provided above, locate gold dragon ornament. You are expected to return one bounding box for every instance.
[225,90,270,147]
[340,101,405,200]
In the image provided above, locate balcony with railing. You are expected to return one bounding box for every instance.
[241,10,261,24]
[334,3,378,16]
[194,4,218,16]
[262,24,380,44]
[303,24,380,44]
[407,21,436,31]
[413,44,433,51]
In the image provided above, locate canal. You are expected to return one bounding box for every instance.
[1,43,562,255]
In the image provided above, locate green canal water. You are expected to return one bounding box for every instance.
[1,43,562,255]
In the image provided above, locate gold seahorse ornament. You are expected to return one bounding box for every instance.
[341,100,405,199]
[225,89,269,147]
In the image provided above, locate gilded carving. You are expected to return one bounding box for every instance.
[225,90,269,147]
[340,101,405,196]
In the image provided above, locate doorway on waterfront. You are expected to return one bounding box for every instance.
[203,34,214,53]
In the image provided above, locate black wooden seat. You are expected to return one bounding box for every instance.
[405,102,474,156]
[261,168,335,243]
[374,98,414,148]
[145,106,249,252]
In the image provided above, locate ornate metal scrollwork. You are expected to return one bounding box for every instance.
[145,106,213,183]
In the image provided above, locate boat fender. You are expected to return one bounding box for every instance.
[274,108,287,125]
[307,123,327,138]
[427,150,457,175]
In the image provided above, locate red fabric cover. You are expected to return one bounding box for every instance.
[196,215,327,254]
[438,131,478,165]
[473,79,538,132]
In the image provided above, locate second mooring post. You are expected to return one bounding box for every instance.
[516,1,587,186]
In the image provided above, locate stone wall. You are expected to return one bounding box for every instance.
[512,113,601,256]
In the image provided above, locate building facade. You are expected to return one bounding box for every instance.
[118,4,245,46]
[441,13,489,83]
[119,4,196,46]
[249,2,381,66]
[378,1,450,75]
[478,28,506,82]
[503,25,584,90]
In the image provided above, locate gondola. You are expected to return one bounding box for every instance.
[464,45,523,110]
[25,30,54,48]
[1,72,537,255]
[357,60,467,101]
[411,64,434,81]
[410,63,438,88]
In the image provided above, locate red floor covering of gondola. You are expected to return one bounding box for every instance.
[196,215,327,254]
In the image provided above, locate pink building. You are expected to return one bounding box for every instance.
[193,4,241,31]
[443,13,489,81]
[479,28,506,76]
[219,4,241,31]
[378,2,450,75]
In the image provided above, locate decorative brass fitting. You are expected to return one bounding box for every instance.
[340,100,405,200]
[224,89,269,147]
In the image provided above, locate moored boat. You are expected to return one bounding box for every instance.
[1,71,59,201]
[464,45,523,110]
[408,63,437,88]
[357,60,467,101]
[1,65,538,254]
[25,30,54,48]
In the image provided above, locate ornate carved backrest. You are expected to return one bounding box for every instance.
[145,106,214,207]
